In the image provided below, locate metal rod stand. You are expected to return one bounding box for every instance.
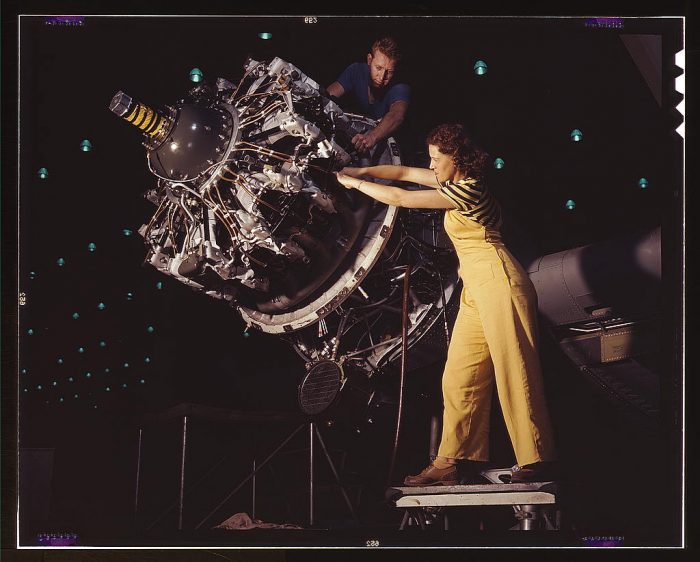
[178,415,188,530]
[309,422,315,526]
[134,428,143,520]
[195,423,306,529]
[313,423,359,525]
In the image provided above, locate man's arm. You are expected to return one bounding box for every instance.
[352,100,408,151]
[326,81,345,99]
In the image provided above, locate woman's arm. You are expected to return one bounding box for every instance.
[340,165,441,190]
[336,173,456,210]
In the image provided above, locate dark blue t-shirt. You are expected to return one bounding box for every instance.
[336,62,411,121]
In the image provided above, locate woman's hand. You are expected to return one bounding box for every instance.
[335,172,362,190]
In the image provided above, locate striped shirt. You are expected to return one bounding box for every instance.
[438,178,502,230]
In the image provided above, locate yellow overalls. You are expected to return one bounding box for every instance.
[437,209,557,466]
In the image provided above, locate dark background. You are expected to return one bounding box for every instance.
[3,12,685,552]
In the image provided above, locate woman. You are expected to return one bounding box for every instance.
[335,123,557,485]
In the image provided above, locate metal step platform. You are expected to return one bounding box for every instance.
[386,468,560,531]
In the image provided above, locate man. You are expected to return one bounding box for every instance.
[326,37,410,152]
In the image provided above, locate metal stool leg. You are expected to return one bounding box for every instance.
[415,508,427,530]
[514,504,539,530]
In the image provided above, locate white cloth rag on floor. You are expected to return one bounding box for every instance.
[214,512,303,530]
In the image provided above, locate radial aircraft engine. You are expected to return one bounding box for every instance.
[110,57,460,420]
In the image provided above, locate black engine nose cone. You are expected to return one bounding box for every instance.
[148,104,233,181]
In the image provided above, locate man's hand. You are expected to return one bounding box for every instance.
[351,130,378,152]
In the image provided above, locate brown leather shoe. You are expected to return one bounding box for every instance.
[509,461,558,483]
[403,463,459,486]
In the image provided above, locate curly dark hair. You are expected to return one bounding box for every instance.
[426,123,489,181]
